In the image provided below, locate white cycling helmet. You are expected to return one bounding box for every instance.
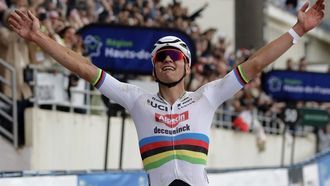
[151,36,191,66]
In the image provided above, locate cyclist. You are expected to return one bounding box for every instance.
[7,0,325,185]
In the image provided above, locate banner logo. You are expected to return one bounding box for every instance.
[84,35,103,57]
[268,76,282,92]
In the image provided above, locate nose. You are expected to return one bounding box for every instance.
[163,55,174,63]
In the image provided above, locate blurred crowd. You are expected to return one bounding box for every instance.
[0,0,329,151]
[270,0,330,30]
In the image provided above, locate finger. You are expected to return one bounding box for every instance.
[15,9,30,21]
[300,1,309,12]
[317,4,325,11]
[27,9,37,21]
[318,10,325,19]
[9,12,22,23]
[8,17,21,30]
[316,0,324,6]
[312,0,323,10]
[317,2,325,12]
[9,24,20,34]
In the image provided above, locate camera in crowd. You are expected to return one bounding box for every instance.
[201,63,217,76]
[38,12,48,21]
[195,60,218,77]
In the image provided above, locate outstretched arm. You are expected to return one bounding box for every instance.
[7,9,98,83]
[241,0,325,81]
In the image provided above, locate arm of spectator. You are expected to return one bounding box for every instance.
[8,9,98,83]
[188,2,208,22]
[69,9,84,29]
[101,0,113,14]
[241,0,324,81]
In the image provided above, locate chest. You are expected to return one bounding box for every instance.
[132,95,214,137]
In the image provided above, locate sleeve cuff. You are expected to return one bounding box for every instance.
[233,64,249,86]
[91,68,106,89]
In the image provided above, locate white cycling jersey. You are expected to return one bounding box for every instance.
[92,65,248,186]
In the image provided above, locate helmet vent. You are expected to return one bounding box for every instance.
[157,39,181,44]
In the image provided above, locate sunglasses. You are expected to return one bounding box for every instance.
[153,49,186,63]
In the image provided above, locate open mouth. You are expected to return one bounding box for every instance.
[162,66,175,71]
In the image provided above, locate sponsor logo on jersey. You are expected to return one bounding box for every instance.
[152,96,166,104]
[153,124,190,135]
[155,111,189,128]
[177,97,195,110]
[147,99,168,111]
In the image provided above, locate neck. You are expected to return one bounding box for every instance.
[158,83,186,105]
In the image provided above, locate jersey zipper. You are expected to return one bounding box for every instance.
[158,92,187,179]
[170,101,179,179]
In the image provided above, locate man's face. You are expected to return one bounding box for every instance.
[153,48,190,83]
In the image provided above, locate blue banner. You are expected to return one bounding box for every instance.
[77,171,148,186]
[78,24,196,75]
[262,70,330,102]
[317,153,330,186]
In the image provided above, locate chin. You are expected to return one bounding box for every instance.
[159,76,178,83]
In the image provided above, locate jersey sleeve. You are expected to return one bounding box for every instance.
[201,65,249,109]
[91,68,145,111]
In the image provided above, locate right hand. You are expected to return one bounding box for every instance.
[7,9,41,42]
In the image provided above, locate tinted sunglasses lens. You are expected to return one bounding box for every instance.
[155,50,184,62]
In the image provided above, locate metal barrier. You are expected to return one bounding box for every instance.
[27,65,314,136]
[28,65,106,114]
[214,105,313,136]
[0,59,18,147]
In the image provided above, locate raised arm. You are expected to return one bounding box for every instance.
[7,9,98,83]
[241,0,325,81]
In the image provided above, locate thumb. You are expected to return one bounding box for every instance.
[299,1,310,12]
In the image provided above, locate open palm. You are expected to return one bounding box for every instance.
[297,0,325,33]
[7,9,41,41]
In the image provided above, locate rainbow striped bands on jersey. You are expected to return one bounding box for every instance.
[139,133,209,171]
[92,69,106,89]
[234,65,249,86]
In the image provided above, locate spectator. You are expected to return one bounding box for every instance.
[201,28,217,57]
[215,35,230,56]
[28,6,60,70]
[318,124,330,152]
[0,0,32,100]
[298,56,307,71]
[1,0,33,146]
[285,0,298,14]
[286,58,294,70]
[0,0,7,93]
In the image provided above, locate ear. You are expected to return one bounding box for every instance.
[151,67,156,80]
[185,63,191,75]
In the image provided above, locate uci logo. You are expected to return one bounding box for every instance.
[147,100,168,111]
[84,35,103,57]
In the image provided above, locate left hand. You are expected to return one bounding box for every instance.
[295,0,325,35]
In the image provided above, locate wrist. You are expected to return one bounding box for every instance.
[31,29,44,43]
[292,23,305,37]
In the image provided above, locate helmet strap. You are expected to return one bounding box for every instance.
[154,67,186,88]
